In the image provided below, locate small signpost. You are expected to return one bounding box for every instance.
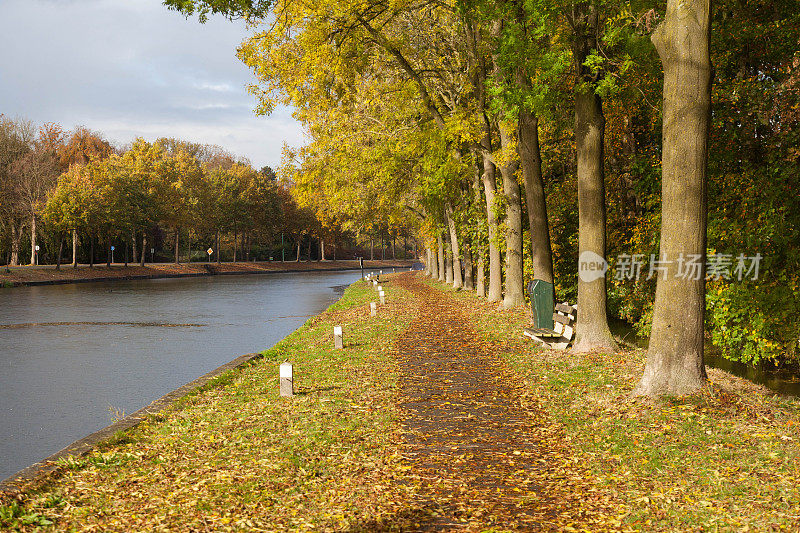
[207,248,213,262]
[333,325,343,349]
[34,245,40,265]
[110,245,115,264]
[370,301,377,316]
[279,362,293,397]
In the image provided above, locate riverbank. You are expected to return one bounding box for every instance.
[0,260,413,287]
[2,273,799,531]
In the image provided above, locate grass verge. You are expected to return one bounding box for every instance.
[425,275,800,531]
[0,277,417,532]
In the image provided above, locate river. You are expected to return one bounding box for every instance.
[0,270,362,481]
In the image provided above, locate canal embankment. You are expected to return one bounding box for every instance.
[0,259,414,287]
[2,273,799,531]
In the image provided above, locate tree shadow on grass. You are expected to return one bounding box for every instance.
[342,506,449,532]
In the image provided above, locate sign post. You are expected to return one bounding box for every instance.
[279,362,293,397]
[207,248,213,263]
[110,245,115,264]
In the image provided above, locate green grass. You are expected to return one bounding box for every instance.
[430,275,800,531]
[1,278,417,532]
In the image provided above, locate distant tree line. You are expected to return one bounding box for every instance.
[0,116,393,268]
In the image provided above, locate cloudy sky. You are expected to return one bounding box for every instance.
[0,0,303,169]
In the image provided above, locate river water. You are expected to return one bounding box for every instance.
[0,270,362,481]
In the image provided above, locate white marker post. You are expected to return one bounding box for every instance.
[377,284,383,292]
[370,301,377,316]
[279,362,293,397]
[334,325,343,349]
[379,290,386,305]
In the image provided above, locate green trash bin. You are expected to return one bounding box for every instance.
[528,279,555,329]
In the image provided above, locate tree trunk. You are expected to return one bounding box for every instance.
[370,238,374,260]
[106,238,111,267]
[131,230,137,265]
[437,232,446,282]
[425,246,432,276]
[124,239,129,267]
[444,229,454,285]
[10,222,20,266]
[392,236,396,259]
[296,240,301,262]
[89,235,94,268]
[55,235,64,271]
[174,228,180,264]
[571,5,617,353]
[497,124,525,308]
[233,230,238,263]
[518,110,555,284]
[429,244,439,279]
[445,205,463,289]
[216,231,221,264]
[476,254,486,297]
[308,239,312,261]
[140,235,147,266]
[482,155,502,302]
[635,0,711,396]
[29,215,37,266]
[72,229,78,268]
[320,238,326,261]
[463,246,474,290]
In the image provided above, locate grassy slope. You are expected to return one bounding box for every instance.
[4,274,799,531]
[431,277,800,531]
[1,279,417,532]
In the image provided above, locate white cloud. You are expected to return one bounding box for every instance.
[0,0,304,168]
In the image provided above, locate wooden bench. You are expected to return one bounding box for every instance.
[523,302,577,350]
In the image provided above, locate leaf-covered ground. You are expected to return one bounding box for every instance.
[2,272,799,531]
[436,276,800,531]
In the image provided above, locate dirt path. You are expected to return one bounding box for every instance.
[393,273,614,531]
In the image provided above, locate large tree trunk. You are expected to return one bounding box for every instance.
[72,229,78,268]
[296,240,301,262]
[445,205,463,289]
[518,110,555,284]
[497,123,525,308]
[216,231,221,264]
[437,232,446,282]
[370,238,374,260]
[106,238,111,267]
[140,235,147,266]
[29,215,37,265]
[572,89,617,353]
[320,238,326,261]
[571,5,617,353]
[10,222,21,266]
[482,155,502,302]
[89,235,94,268]
[635,0,711,396]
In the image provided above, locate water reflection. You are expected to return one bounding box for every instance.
[0,270,361,480]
